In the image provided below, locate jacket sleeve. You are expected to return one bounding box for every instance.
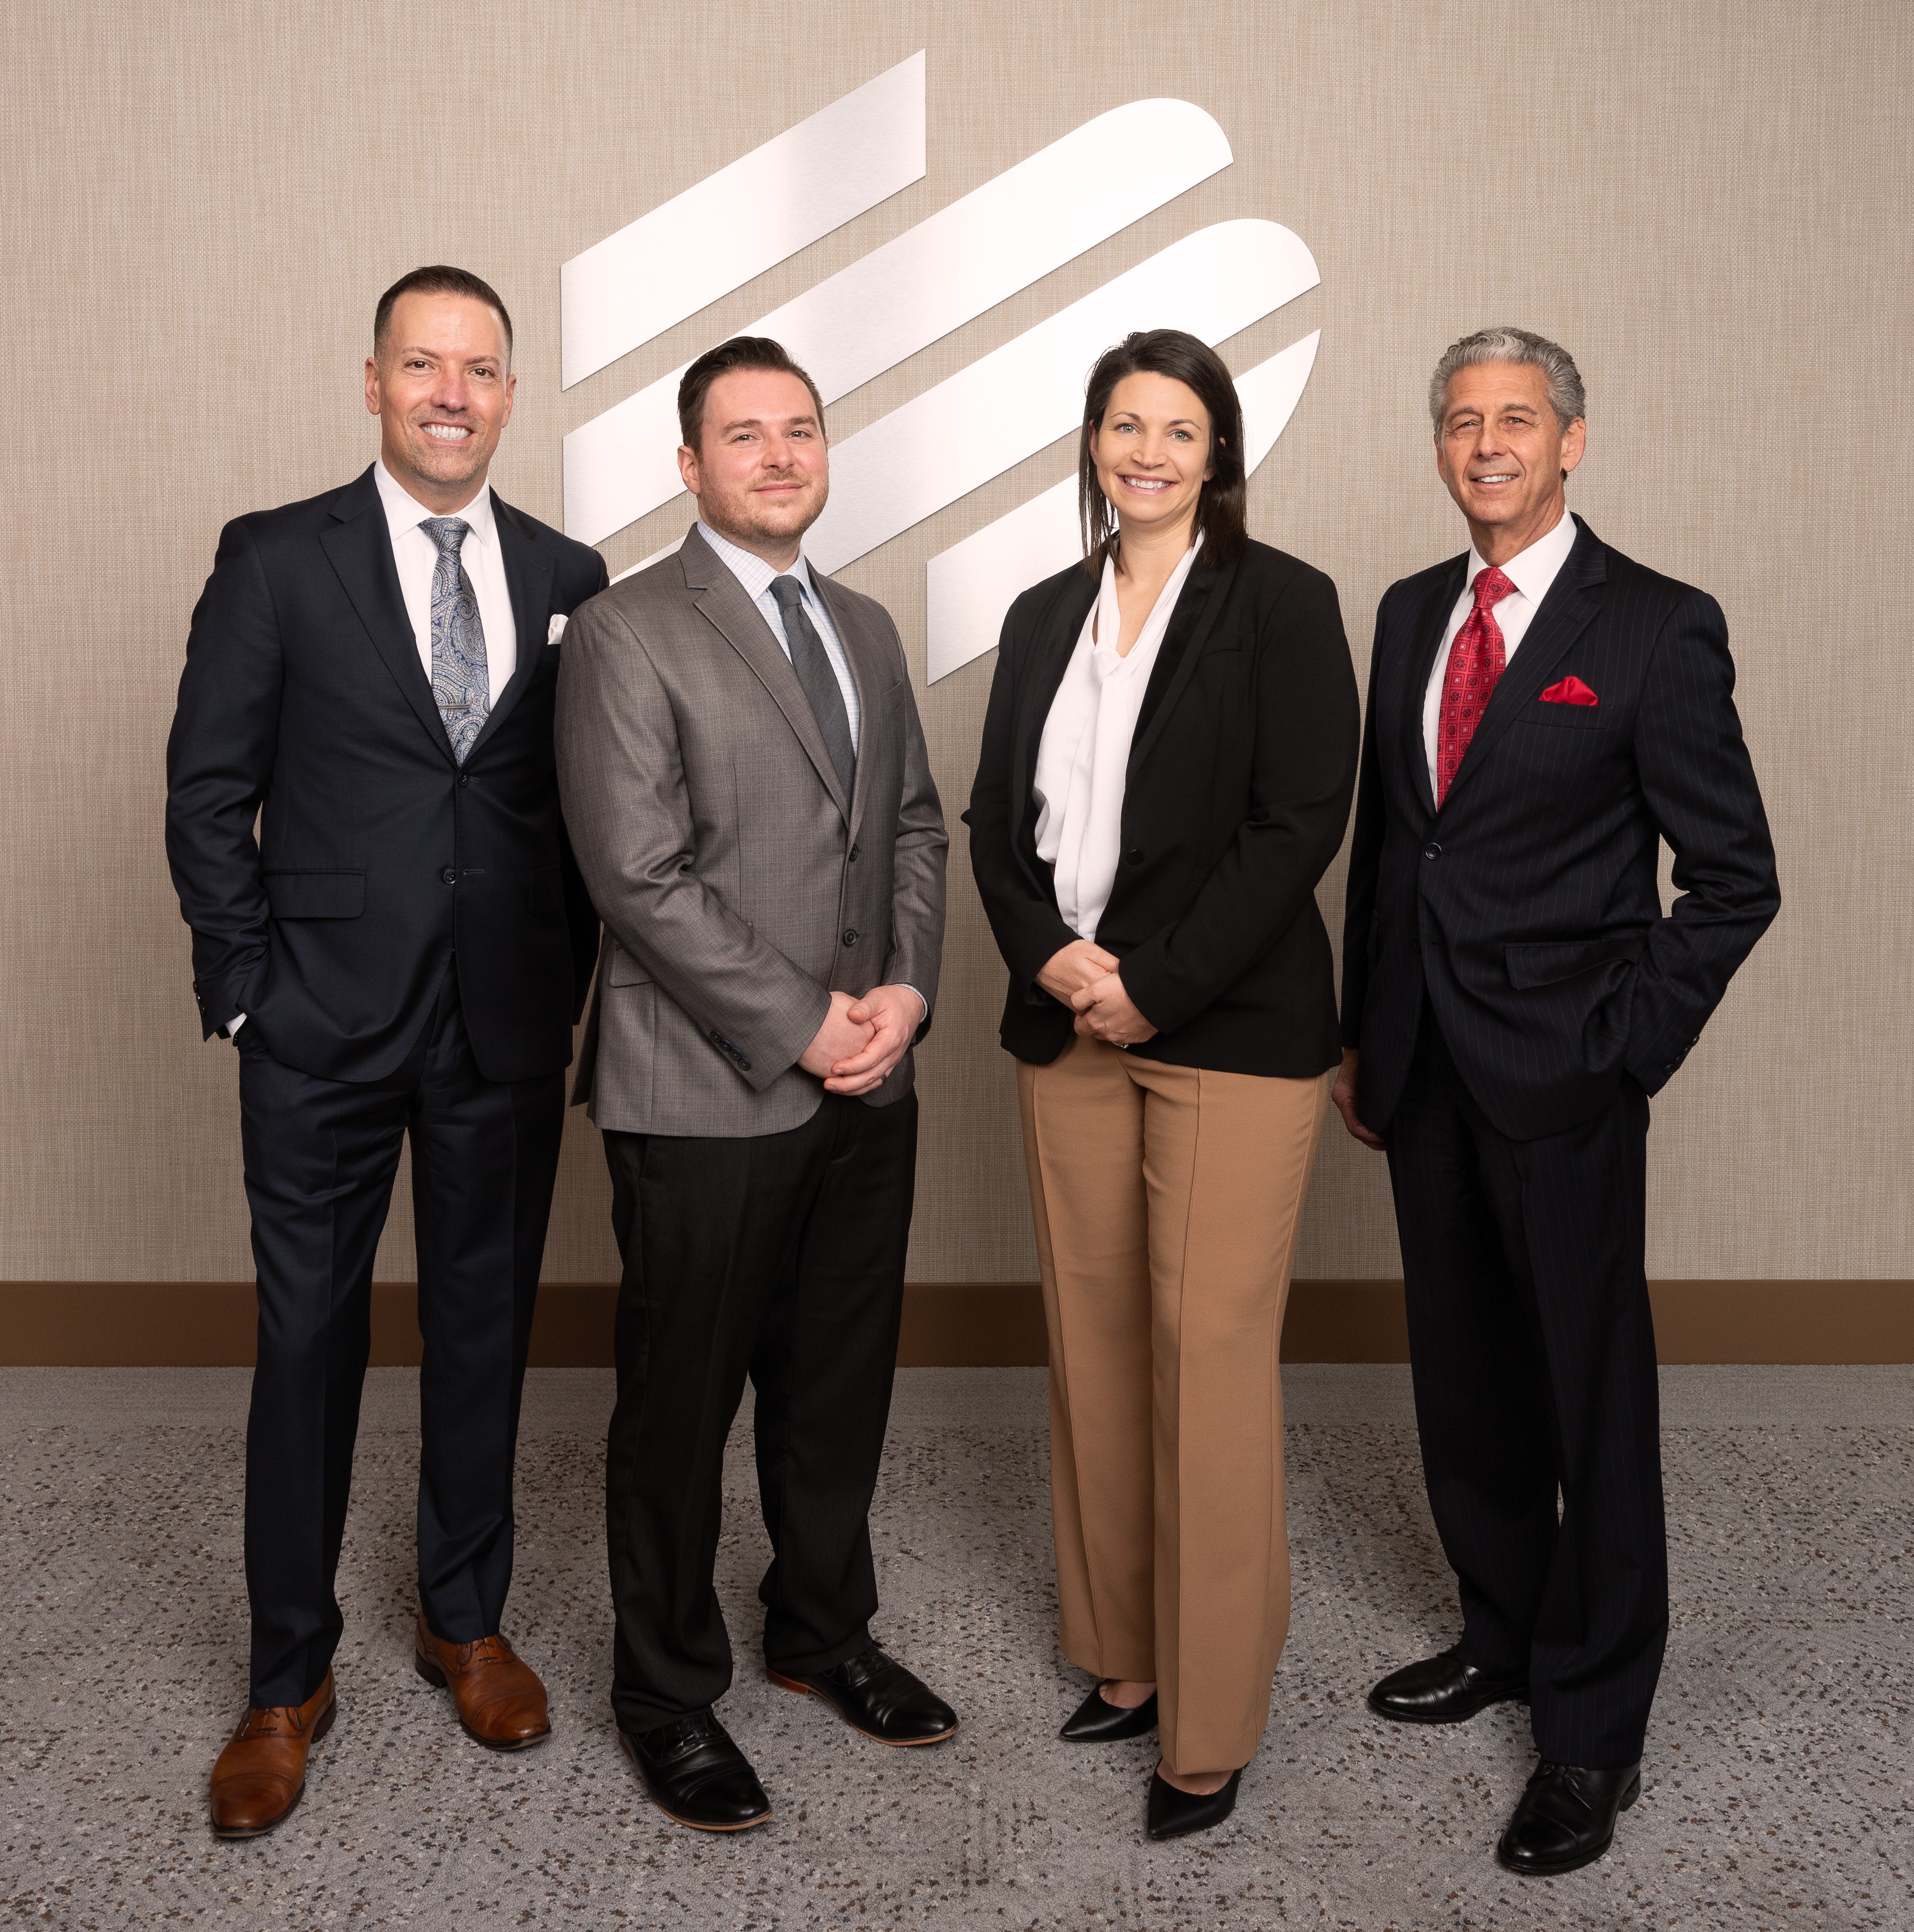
[878,623,948,1040]
[557,546,612,1023]
[1337,603,1389,1049]
[164,517,282,1039]
[1118,569,1361,1037]
[1622,589,1780,1091]
[554,592,831,1089]
[964,594,1079,1003]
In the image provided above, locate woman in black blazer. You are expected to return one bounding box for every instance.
[966,329,1359,1840]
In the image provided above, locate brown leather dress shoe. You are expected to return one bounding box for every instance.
[414,1614,551,1750]
[209,1671,335,1839]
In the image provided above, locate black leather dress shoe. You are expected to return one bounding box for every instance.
[1059,1683,1159,1742]
[769,1643,958,1746]
[618,1710,771,1831]
[1368,1648,1528,1724]
[1496,1761,1640,1875]
[1146,1766,1242,1840]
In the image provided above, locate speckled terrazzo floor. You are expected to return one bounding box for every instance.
[2,1366,1908,1932]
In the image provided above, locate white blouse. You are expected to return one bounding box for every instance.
[1033,537,1202,942]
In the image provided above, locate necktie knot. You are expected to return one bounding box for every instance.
[769,573,805,615]
[1471,564,1513,612]
[421,516,471,560]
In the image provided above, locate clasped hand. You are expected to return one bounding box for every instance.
[1036,939,1157,1048]
[798,986,924,1096]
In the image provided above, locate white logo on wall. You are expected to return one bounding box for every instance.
[561,52,1320,683]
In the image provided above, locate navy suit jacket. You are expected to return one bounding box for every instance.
[1340,515,1780,1141]
[165,465,610,1085]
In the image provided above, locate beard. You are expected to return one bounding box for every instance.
[700,470,828,550]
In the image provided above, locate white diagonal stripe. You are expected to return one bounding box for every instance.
[560,51,926,389]
[563,98,1234,546]
[805,221,1318,574]
[924,332,1322,682]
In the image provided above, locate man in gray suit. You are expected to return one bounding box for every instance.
[556,336,952,1832]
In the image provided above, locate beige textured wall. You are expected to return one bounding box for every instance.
[2,0,1907,1287]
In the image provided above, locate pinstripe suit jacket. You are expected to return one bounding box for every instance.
[1340,516,1779,1141]
[555,525,946,1137]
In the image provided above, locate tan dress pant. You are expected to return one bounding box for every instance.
[1017,1034,1331,1777]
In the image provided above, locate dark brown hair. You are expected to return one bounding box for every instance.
[373,266,513,362]
[1078,329,1247,570]
[678,336,827,451]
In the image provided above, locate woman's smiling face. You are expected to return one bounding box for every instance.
[1090,370,1215,544]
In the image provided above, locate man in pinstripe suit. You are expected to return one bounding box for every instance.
[1333,328,1779,1875]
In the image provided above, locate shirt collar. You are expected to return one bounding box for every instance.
[696,519,818,610]
[1465,507,1580,603]
[374,459,499,550]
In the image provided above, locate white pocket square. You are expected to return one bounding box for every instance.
[546,613,568,646]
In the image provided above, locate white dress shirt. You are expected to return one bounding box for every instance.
[374,460,518,704]
[697,520,860,748]
[1422,510,1580,794]
[1034,537,1202,943]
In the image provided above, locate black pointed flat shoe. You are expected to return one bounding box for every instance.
[1059,1683,1159,1742]
[1146,1766,1242,1840]
[1495,1760,1641,1876]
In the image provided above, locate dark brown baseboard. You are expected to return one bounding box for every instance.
[1,1280,1908,1367]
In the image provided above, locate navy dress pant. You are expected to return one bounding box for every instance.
[1386,1004,1667,1768]
[236,966,564,1707]
[601,1092,918,1737]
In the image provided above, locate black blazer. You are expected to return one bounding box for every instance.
[165,465,610,1085]
[1340,515,1780,1142]
[966,539,1359,1076]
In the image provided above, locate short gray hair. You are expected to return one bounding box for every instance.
[1429,327,1585,432]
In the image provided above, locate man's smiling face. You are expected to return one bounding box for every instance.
[1435,360,1584,555]
[365,291,515,512]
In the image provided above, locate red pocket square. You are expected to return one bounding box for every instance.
[1539,675,1599,706]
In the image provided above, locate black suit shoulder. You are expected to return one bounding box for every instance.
[1378,549,1466,631]
[493,493,609,596]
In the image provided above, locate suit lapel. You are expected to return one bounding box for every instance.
[1401,555,1466,817]
[680,525,851,824]
[1126,557,1235,782]
[1011,569,1099,831]
[465,492,553,761]
[806,567,887,845]
[319,466,455,765]
[1441,519,1607,809]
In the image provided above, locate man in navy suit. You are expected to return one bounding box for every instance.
[167,267,608,1837]
[1334,328,1778,1875]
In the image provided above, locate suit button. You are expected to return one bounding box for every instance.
[1126,847,1143,866]
[842,928,859,947]
[458,774,470,788]
[1423,843,1442,860]
[442,867,457,884]
[848,844,861,862]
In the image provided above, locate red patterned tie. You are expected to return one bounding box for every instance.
[1435,566,1513,804]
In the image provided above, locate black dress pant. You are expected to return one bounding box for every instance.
[236,966,564,1707]
[1386,1005,1666,1768]
[602,1091,917,1736]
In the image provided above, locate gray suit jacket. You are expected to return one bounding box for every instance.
[556,524,947,1136]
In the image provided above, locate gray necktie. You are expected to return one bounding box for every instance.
[770,574,855,798]
[421,517,489,763]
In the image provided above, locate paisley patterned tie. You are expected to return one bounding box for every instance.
[1435,565,1513,804]
[421,517,489,763]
